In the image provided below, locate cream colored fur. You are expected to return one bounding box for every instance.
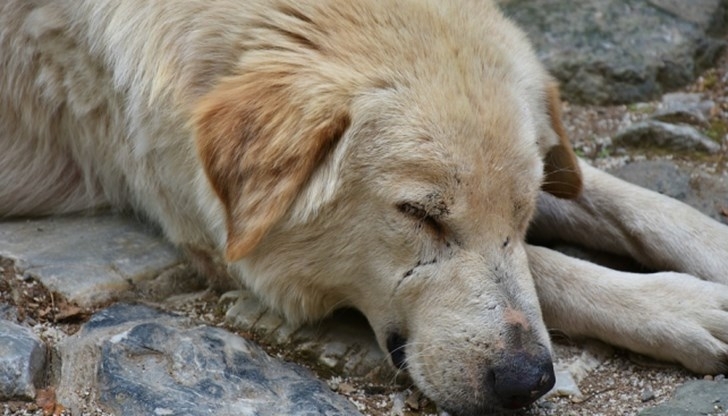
[529,161,728,374]
[2,0,728,414]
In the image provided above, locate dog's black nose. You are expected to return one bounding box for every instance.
[491,351,555,409]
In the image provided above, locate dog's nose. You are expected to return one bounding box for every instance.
[491,351,555,409]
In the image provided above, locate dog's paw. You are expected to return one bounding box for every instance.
[623,272,728,374]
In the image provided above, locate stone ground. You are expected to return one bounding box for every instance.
[2,1,728,415]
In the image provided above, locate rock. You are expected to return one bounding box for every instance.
[0,215,185,306]
[641,388,656,402]
[547,341,614,400]
[391,392,407,416]
[57,303,361,416]
[612,120,721,153]
[608,159,728,224]
[647,0,724,26]
[498,0,727,104]
[0,320,47,400]
[549,370,582,399]
[638,379,728,415]
[0,303,17,321]
[652,92,715,127]
[224,290,389,379]
[652,109,710,128]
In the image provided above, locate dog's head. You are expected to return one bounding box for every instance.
[193,1,581,413]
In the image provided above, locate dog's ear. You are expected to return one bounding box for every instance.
[539,82,583,199]
[193,66,351,262]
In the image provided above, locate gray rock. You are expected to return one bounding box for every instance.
[0,215,184,306]
[653,92,715,127]
[0,303,17,321]
[547,341,614,400]
[499,0,727,104]
[613,120,721,153]
[0,320,46,400]
[652,108,710,128]
[549,370,582,399]
[638,379,728,415]
[608,159,728,224]
[57,303,361,416]
[641,388,656,402]
[647,0,723,27]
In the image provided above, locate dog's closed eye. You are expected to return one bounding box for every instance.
[397,202,444,235]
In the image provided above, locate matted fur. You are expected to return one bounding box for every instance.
[2,0,728,414]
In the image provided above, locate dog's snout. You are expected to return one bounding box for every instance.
[490,351,555,409]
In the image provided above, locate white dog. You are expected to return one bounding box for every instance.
[2,0,727,414]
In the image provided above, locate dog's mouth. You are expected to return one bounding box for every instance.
[386,331,408,370]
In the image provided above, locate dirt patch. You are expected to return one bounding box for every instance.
[1,258,90,332]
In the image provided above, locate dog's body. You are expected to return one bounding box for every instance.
[2,0,728,414]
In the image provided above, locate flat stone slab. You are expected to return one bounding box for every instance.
[0,215,184,306]
[499,0,727,104]
[57,303,361,416]
[0,319,46,400]
[639,379,728,415]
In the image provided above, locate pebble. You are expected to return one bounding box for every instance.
[0,320,46,400]
[641,388,656,402]
[406,390,423,410]
[549,370,583,399]
[390,392,407,416]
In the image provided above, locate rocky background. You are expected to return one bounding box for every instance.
[2,0,728,415]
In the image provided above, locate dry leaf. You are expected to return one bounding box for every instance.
[55,304,85,321]
[36,387,64,415]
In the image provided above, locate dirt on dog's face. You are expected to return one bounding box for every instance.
[193,1,581,413]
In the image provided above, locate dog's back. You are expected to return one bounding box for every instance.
[0,1,108,216]
[0,0,255,220]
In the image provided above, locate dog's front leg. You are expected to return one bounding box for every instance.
[530,159,728,284]
[527,244,728,374]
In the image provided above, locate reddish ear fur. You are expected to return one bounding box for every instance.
[541,83,583,199]
[193,67,350,261]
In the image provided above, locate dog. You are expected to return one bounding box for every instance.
[2,0,728,414]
